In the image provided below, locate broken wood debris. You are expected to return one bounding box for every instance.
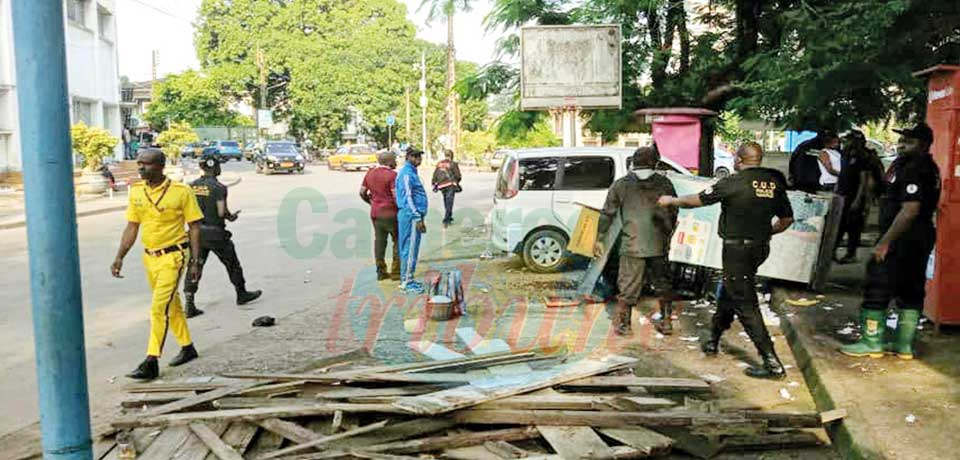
[100,350,840,459]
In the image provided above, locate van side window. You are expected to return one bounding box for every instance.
[560,157,615,189]
[519,158,558,190]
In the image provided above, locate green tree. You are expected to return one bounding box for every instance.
[460,129,497,163]
[144,70,247,131]
[156,122,200,165]
[71,123,118,171]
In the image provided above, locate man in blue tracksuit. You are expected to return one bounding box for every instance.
[395,147,429,294]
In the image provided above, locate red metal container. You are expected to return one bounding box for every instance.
[915,65,960,329]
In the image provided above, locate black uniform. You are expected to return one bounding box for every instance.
[185,176,248,295]
[699,167,793,356]
[862,153,940,311]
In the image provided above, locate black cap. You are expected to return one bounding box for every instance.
[199,154,220,170]
[894,123,934,145]
[405,147,423,157]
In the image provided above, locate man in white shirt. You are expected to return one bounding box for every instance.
[818,134,842,191]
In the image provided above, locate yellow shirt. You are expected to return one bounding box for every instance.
[125,178,204,250]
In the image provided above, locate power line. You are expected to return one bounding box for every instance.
[120,0,195,25]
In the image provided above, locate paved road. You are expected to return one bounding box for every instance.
[0,160,496,436]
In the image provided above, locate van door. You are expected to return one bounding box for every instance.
[493,157,560,251]
[552,156,617,232]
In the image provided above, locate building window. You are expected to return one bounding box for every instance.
[97,7,112,39]
[73,100,94,126]
[67,0,86,27]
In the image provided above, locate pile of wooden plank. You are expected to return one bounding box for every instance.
[97,349,843,460]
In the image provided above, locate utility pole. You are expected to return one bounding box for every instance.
[419,50,428,158]
[256,44,267,142]
[12,1,92,458]
[405,87,411,143]
[151,49,159,81]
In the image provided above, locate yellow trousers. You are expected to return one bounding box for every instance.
[143,249,192,357]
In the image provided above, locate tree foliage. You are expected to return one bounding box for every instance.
[460,129,497,163]
[144,70,249,131]
[71,123,118,171]
[156,122,200,165]
[471,0,960,138]
[195,0,486,148]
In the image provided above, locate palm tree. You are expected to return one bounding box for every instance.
[419,0,473,155]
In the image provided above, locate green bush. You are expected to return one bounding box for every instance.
[460,130,497,164]
[156,121,200,165]
[71,123,118,172]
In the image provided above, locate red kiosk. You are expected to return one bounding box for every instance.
[915,65,960,330]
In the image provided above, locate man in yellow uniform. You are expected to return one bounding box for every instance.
[112,148,204,380]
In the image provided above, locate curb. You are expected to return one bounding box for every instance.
[773,287,886,460]
[0,176,243,231]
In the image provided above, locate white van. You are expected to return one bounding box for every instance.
[490,148,692,273]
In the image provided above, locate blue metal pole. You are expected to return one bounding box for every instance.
[11,1,93,459]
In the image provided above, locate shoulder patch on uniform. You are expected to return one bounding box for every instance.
[906,184,919,194]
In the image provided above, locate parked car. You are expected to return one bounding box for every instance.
[180,142,204,159]
[490,148,692,273]
[328,144,377,171]
[713,147,735,178]
[489,150,510,172]
[255,141,305,175]
[202,140,243,161]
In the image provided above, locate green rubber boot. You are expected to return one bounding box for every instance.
[840,309,886,358]
[893,309,921,360]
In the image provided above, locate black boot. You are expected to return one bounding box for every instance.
[169,344,199,367]
[744,350,787,380]
[237,289,263,305]
[702,319,724,355]
[376,260,389,281]
[390,258,401,281]
[184,293,204,318]
[126,356,159,380]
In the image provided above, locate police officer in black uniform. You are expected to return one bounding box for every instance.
[184,155,262,318]
[841,123,940,360]
[659,142,794,379]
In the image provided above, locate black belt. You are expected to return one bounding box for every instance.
[145,242,189,256]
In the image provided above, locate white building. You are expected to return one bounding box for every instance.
[0,0,123,177]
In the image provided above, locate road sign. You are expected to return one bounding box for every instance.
[520,25,622,110]
[386,114,396,126]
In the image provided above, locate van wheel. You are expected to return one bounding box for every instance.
[715,167,730,178]
[523,229,567,273]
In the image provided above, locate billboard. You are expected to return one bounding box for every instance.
[520,25,622,110]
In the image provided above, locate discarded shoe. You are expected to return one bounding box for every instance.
[237,289,263,305]
[252,316,276,327]
[169,344,198,367]
[126,356,159,380]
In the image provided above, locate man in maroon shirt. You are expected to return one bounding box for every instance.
[360,151,400,280]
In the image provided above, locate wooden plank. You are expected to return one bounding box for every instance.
[538,426,615,460]
[349,452,423,460]
[121,391,196,408]
[204,423,258,460]
[255,420,389,460]
[317,385,452,400]
[364,427,541,455]
[326,418,456,450]
[214,397,320,409]
[113,404,404,429]
[330,410,344,432]
[137,381,266,418]
[125,382,226,393]
[740,411,823,428]
[256,418,320,444]
[236,381,308,398]
[189,424,245,460]
[138,427,192,460]
[246,430,283,458]
[559,376,710,392]
[453,410,759,428]
[175,422,229,460]
[409,340,466,360]
[483,441,532,459]
[820,408,848,424]
[393,355,637,415]
[689,418,768,437]
[650,427,721,460]
[445,445,505,460]
[478,395,675,411]
[721,432,822,451]
[607,396,679,412]
[597,428,673,457]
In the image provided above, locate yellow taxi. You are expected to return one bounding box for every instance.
[327,144,377,171]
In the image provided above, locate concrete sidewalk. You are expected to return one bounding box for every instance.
[0,173,241,230]
[775,253,960,460]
